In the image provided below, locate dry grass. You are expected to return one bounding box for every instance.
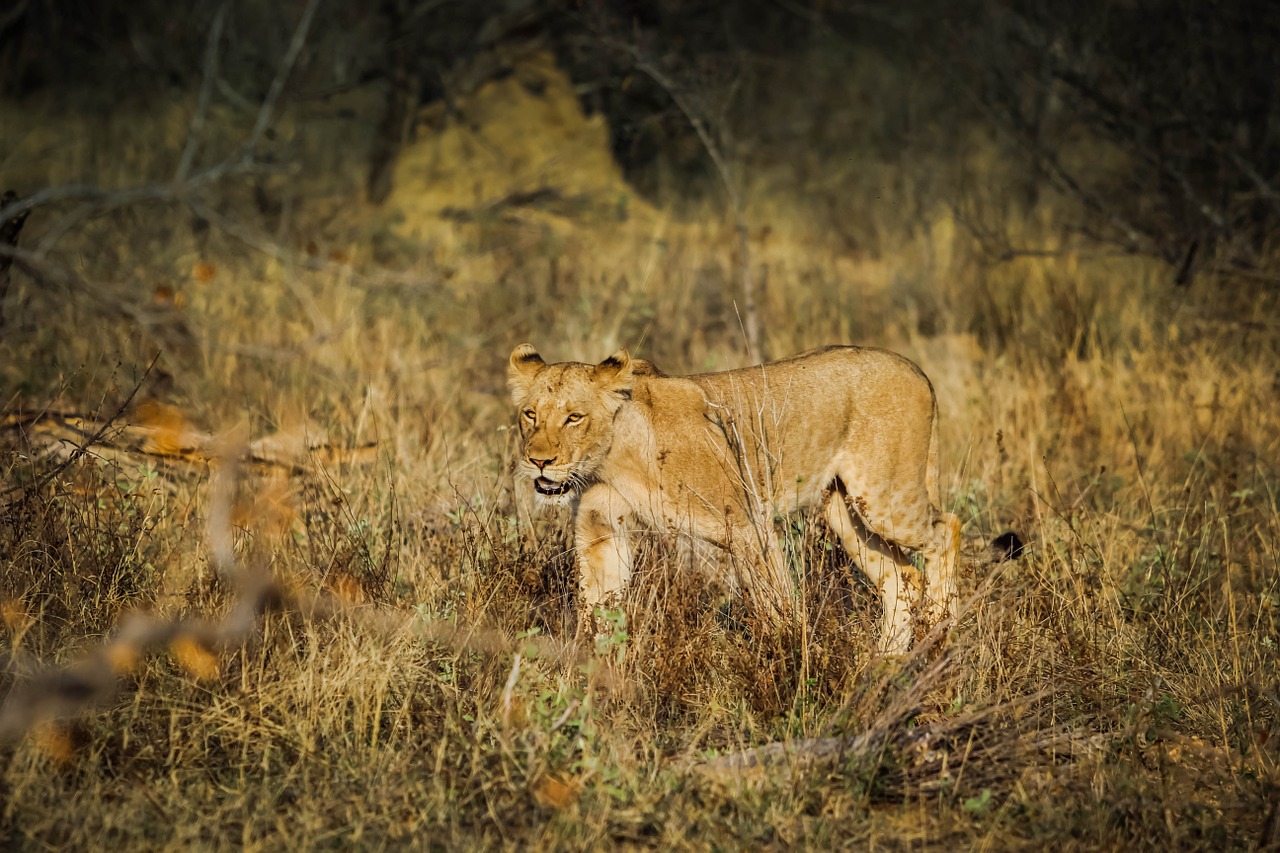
[1,53,1279,851]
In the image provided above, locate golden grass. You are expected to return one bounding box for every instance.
[1,55,1278,850]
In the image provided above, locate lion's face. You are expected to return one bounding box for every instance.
[508,344,634,503]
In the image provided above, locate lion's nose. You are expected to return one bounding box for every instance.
[529,454,556,471]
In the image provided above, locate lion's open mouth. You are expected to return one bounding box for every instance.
[534,476,571,496]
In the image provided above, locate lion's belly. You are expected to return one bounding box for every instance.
[770,471,834,514]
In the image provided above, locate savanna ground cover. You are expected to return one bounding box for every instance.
[1,9,1278,850]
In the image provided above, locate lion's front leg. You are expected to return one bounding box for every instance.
[727,522,799,627]
[574,485,633,632]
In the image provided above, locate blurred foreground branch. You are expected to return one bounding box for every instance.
[0,435,581,744]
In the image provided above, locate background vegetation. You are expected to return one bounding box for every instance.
[1,0,1277,848]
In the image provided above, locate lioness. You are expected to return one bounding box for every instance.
[508,344,961,654]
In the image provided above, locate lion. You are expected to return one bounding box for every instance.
[508,343,962,654]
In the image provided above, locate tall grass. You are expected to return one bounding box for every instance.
[1,55,1278,849]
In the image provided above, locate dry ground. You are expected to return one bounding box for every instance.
[1,51,1278,850]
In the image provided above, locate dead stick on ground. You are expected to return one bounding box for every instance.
[695,684,1054,784]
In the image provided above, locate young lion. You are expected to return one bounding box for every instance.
[508,343,961,654]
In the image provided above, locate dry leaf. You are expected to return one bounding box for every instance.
[192,261,217,283]
[171,636,220,680]
[104,640,141,675]
[326,572,366,605]
[531,775,580,810]
[31,722,77,765]
[152,285,186,308]
[1,598,30,631]
[129,400,209,457]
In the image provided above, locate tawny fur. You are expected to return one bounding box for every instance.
[508,344,961,654]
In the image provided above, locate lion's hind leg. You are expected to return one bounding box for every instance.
[922,408,962,624]
[922,511,961,623]
[823,490,916,655]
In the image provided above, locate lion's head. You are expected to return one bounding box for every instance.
[507,344,634,503]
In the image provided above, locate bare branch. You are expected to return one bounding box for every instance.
[610,38,763,362]
[0,158,267,254]
[245,0,323,159]
[175,1,231,183]
[0,0,320,248]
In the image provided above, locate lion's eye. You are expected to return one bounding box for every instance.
[522,410,536,422]
[565,413,585,425]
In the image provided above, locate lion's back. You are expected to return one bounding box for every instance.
[628,346,939,512]
[687,346,934,428]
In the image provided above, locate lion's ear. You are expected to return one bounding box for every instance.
[593,349,633,397]
[508,343,545,402]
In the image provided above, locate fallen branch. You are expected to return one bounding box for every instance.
[0,577,599,746]
[0,400,379,511]
[0,357,157,509]
[693,686,1055,786]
